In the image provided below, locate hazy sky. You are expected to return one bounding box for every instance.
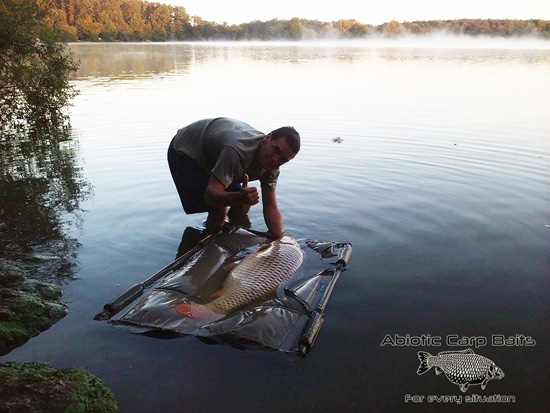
[165,0,550,25]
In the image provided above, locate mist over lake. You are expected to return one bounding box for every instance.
[3,39,549,412]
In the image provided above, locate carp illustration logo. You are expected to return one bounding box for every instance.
[417,348,504,393]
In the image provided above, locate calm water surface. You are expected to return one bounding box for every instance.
[3,41,550,412]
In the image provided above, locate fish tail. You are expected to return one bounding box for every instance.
[417,351,432,375]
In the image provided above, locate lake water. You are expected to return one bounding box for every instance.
[3,40,550,412]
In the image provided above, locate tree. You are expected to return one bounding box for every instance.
[120,0,148,40]
[172,6,191,39]
[0,0,78,132]
[44,5,78,41]
[334,19,370,38]
[379,20,403,37]
[288,18,303,40]
[145,2,172,40]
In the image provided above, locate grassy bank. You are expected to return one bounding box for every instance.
[0,362,117,413]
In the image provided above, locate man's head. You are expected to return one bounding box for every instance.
[270,126,300,154]
[257,126,300,170]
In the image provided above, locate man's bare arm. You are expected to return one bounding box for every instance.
[204,174,258,208]
[262,188,284,238]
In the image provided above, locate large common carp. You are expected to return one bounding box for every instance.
[176,236,304,318]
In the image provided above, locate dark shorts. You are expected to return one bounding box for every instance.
[167,139,242,214]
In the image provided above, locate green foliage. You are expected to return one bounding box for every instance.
[0,0,79,133]
[0,362,118,412]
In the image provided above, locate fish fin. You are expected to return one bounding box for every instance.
[459,383,469,393]
[175,303,213,319]
[208,289,223,300]
[417,351,432,375]
[437,348,475,356]
[175,303,194,318]
[481,379,488,390]
[223,261,240,272]
[435,367,443,375]
[257,243,271,252]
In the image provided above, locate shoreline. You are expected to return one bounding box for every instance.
[0,257,118,412]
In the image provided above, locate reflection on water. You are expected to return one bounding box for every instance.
[69,41,550,81]
[71,43,193,79]
[176,226,205,258]
[4,42,550,412]
[0,128,90,281]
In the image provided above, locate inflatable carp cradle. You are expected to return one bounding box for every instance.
[95,226,352,355]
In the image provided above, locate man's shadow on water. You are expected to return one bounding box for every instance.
[176,226,206,259]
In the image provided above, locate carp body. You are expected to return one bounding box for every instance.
[176,236,304,318]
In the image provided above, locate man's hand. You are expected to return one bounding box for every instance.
[239,174,259,206]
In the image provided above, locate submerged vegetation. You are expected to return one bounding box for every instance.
[40,0,550,42]
[0,260,67,355]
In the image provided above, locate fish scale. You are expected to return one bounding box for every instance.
[418,348,504,392]
[206,236,304,314]
[431,354,493,384]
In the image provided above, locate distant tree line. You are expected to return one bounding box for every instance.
[46,0,550,41]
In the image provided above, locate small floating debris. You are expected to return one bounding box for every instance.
[332,136,344,143]
[545,225,550,228]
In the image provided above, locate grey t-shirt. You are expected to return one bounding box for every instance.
[172,118,279,190]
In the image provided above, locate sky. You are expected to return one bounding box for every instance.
[165,0,550,25]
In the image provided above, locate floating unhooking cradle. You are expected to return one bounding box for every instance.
[95,226,352,355]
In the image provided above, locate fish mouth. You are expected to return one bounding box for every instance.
[493,367,504,379]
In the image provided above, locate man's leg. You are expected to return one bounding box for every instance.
[168,141,252,229]
[227,203,251,228]
[228,203,250,218]
[205,207,227,232]
[168,141,213,215]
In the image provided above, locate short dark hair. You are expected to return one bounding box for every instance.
[270,126,300,154]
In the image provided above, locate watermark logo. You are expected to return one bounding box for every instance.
[417,348,504,393]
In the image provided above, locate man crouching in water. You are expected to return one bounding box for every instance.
[167,118,300,239]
